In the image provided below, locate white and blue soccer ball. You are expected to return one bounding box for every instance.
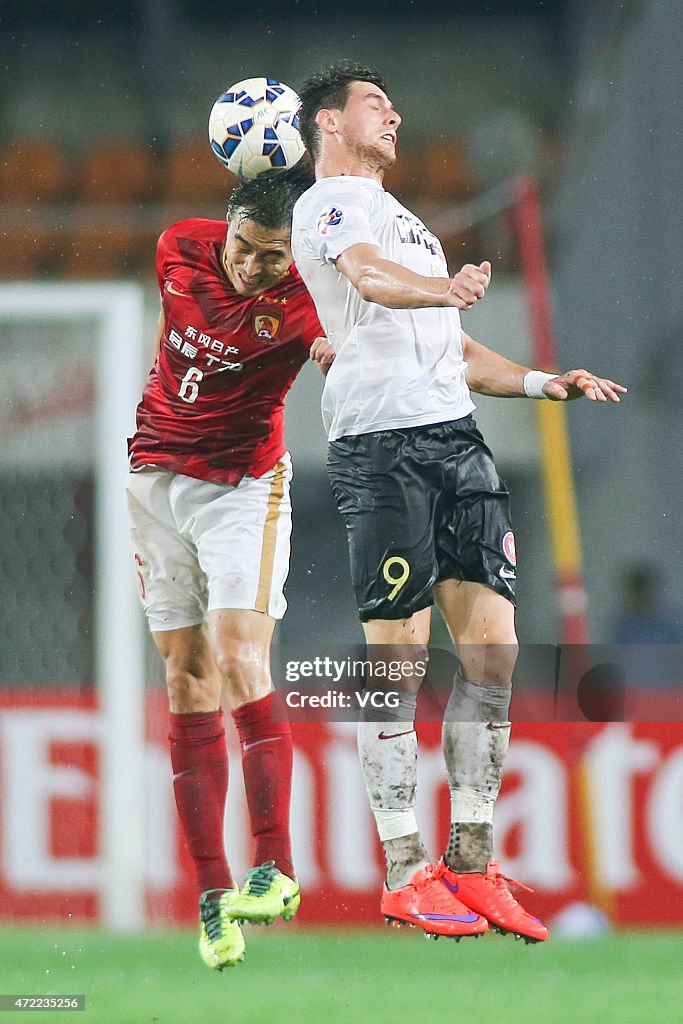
[208,77,305,178]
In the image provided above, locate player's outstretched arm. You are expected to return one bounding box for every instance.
[462,332,627,403]
[309,336,335,375]
[335,244,490,310]
[540,368,627,402]
[462,331,529,396]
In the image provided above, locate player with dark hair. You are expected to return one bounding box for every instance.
[296,63,388,162]
[292,61,626,942]
[127,164,331,970]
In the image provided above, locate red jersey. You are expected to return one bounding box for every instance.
[128,218,323,485]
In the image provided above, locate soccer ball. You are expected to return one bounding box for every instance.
[208,77,305,178]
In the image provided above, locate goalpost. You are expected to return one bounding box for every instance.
[0,283,147,930]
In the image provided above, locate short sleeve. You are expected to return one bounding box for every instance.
[306,184,380,263]
[298,293,325,349]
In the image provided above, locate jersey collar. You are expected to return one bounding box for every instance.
[320,174,384,190]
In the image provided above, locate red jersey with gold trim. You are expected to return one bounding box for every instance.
[128,219,322,485]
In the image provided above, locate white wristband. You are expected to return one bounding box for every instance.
[523,370,556,399]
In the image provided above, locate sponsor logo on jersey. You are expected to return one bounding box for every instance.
[251,306,284,343]
[183,324,240,355]
[502,530,517,566]
[395,213,441,256]
[317,206,344,234]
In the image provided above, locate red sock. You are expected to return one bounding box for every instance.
[168,710,232,895]
[232,692,294,879]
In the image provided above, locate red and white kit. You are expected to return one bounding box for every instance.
[127,218,322,627]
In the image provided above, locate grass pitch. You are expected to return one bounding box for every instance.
[0,925,681,1024]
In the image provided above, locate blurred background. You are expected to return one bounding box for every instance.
[2,0,682,665]
[0,2,681,1016]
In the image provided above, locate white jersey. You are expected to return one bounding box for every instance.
[291,175,475,440]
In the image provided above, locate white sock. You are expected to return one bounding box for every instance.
[358,720,418,836]
[358,698,428,887]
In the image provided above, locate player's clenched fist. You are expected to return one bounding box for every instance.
[445,261,492,310]
[310,336,335,374]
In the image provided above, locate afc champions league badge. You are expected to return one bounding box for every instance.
[251,305,284,343]
[317,206,344,235]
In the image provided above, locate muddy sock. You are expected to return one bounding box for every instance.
[358,693,428,888]
[442,674,511,873]
[383,832,430,890]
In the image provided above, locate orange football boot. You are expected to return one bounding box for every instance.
[381,861,488,940]
[441,859,549,943]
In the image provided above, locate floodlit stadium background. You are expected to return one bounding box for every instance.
[0,0,681,1015]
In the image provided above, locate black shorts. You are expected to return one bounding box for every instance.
[327,416,516,621]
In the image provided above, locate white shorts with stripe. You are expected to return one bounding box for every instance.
[126,455,292,631]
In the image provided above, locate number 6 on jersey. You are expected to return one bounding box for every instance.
[178,366,203,403]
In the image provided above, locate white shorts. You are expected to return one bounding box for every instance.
[126,456,292,631]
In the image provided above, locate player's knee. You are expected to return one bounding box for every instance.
[163,644,220,711]
[165,665,219,713]
[458,636,518,688]
[213,645,270,704]
[213,645,248,682]
[480,639,518,687]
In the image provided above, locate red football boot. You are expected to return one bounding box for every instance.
[441,859,549,943]
[381,861,488,940]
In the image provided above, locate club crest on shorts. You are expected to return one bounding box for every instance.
[502,530,517,566]
[251,306,284,343]
[317,206,344,235]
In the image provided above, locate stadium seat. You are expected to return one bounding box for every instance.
[423,139,477,202]
[78,139,158,204]
[62,220,154,278]
[0,223,53,278]
[164,138,236,207]
[0,137,72,203]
